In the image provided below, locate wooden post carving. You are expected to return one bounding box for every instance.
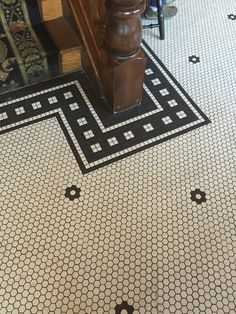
[102,0,147,112]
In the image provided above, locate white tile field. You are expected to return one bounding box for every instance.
[0,0,236,313]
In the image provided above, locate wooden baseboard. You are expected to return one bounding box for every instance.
[61,48,81,74]
[44,17,81,74]
[40,0,63,21]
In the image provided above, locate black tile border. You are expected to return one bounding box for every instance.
[142,40,210,123]
[0,41,211,174]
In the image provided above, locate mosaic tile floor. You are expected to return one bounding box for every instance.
[0,42,209,174]
[0,0,236,313]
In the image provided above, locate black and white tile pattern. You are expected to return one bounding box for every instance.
[0,0,236,313]
[0,42,209,173]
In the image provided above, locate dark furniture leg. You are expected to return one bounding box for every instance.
[157,0,165,40]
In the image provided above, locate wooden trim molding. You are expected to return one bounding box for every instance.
[40,0,63,21]
[68,0,101,79]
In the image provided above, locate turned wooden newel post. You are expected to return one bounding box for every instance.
[102,0,147,112]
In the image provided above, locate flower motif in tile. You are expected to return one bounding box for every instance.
[115,301,134,314]
[168,99,178,107]
[189,55,200,64]
[69,103,79,111]
[77,117,87,126]
[176,111,187,119]
[152,78,161,86]
[91,143,102,153]
[84,130,94,139]
[15,107,25,115]
[124,131,134,140]
[48,96,58,104]
[191,189,207,204]
[32,101,42,110]
[64,91,73,99]
[0,112,8,120]
[228,14,236,20]
[107,137,119,146]
[159,88,169,96]
[145,68,154,75]
[65,185,81,201]
[143,123,154,132]
[162,116,173,125]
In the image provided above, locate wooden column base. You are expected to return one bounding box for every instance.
[67,0,147,113]
[102,48,146,113]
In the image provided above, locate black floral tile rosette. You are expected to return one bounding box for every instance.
[115,301,134,314]
[191,189,207,205]
[228,14,236,20]
[189,55,200,64]
[65,185,81,201]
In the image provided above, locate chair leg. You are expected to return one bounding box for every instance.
[157,0,165,40]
